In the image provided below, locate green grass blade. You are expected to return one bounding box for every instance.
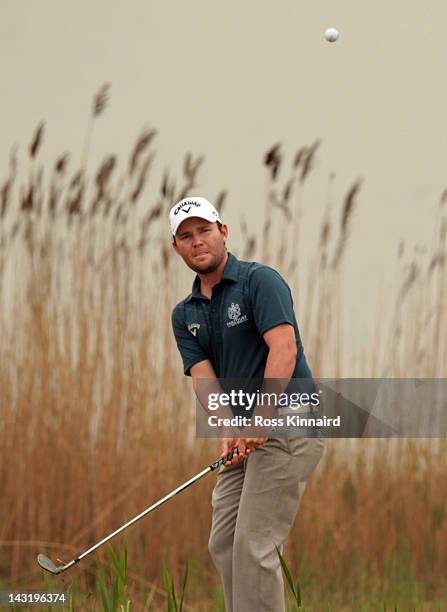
[108,542,126,583]
[43,571,54,612]
[97,564,112,612]
[178,561,189,612]
[68,575,78,612]
[276,545,299,601]
[293,578,302,607]
[163,564,177,611]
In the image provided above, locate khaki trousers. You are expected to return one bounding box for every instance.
[208,436,325,612]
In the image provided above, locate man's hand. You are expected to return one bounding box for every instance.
[245,437,268,452]
[220,435,245,466]
[220,435,268,466]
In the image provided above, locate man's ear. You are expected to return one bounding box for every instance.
[172,238,179,254]
[221,223,229,242]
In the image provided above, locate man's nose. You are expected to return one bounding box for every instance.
[192,234,204,246]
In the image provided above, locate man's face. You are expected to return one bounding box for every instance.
[172,217,228,274]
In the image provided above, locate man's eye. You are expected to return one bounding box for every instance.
[201,228,210,233]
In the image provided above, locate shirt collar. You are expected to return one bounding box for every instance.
[185,252,239,302]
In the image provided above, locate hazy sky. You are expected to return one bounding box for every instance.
[1,1,446,360]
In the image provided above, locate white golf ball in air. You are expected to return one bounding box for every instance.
[325,28,339,43]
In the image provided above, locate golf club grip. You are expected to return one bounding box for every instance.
[210,447,239,470]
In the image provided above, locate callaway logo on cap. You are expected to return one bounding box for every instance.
[169,197,222,236]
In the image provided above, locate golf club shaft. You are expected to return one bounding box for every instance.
[73,447,238,564]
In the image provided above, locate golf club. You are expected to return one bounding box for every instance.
[37,447,239,574]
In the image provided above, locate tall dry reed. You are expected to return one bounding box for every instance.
[0,85,446,609]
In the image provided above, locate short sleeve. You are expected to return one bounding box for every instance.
[171,305,209,376]
[249,266,295,335]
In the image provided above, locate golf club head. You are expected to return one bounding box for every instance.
[37,554,62,574]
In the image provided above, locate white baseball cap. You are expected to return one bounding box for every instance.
[169,196,222,236]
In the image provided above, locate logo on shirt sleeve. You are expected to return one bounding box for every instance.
[227,303,248,327]
[187,323,201,336]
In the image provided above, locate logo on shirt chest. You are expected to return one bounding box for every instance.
[227,302,248,327]
[187,323,201,336]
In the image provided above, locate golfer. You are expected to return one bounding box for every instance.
[170,196,325,612]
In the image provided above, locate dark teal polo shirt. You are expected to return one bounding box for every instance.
[171,253,313,382]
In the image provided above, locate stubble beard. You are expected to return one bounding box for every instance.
[186,248,226,275]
